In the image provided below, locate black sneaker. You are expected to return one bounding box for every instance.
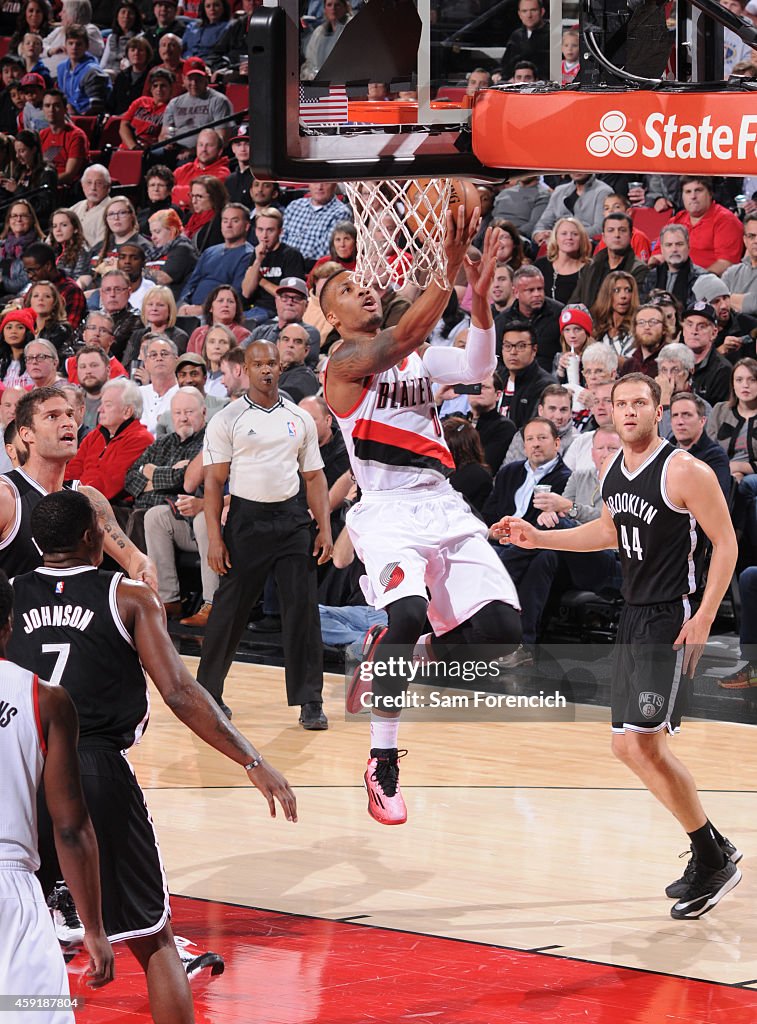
[299,701,328,730]
[670,859,742,919]
[174,936,225,980]
[47,881,85,946]
[666,837,742,899]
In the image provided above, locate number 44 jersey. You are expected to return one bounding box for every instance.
[7,566,150,751]
[601,440,697,607]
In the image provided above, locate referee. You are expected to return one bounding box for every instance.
[197,340,333,727]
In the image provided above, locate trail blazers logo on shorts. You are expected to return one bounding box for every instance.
[639,691,665,718]
[379,561,405,593]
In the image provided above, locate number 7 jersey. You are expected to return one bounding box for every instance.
[601,440,697,606]
[7,566,150,751]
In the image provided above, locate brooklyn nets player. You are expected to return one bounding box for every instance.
[9,490,297,1024]
[495,373,741,920]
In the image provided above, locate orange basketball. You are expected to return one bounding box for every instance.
[403,177,480,238]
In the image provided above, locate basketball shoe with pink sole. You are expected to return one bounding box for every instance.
[364,748,407,825]
[346,625,387,714]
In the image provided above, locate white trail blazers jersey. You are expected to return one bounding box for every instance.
[325,351,454,493]
[0,662,45,871]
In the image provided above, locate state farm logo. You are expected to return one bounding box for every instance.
[586,111,637,158]
[586,110,757,161]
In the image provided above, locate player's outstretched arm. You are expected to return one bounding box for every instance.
[79,485,158,593]
[492,502,617,552]
[40,684,114,988]
[328,205,478,383]
[668,455,739,674]
[120,580,298,822]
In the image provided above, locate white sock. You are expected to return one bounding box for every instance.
[370,715,400,751]
[412,632,434,661]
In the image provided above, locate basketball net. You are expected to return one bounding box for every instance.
[344,178,452,291]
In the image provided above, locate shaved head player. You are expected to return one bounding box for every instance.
[322,211,522,826]
[495,373,741,920]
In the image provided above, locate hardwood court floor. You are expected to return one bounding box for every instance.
[76,658,757,1022]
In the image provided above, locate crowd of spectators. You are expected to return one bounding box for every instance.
[0,0,752,688]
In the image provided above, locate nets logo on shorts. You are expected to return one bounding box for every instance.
[379,561,405,593]
[639,691,665,719]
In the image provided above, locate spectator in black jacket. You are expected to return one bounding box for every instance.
[500,0,550,80]
[571,213,648,310]
[495,265,563,371]
[669,391,731,498]
[496,321,556,428]
[642,223,704,306]
[224,124,252,205]
[692,274,757,364]
[469,370,515,474]
[682,301,733,407]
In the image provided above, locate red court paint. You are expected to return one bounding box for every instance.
[71,895,757,1023]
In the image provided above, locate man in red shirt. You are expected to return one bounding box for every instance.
[171,127,230,208]
[39,88,88,187]
[65,378,154,501]
[119,69,173,150]
[671,176,744,276]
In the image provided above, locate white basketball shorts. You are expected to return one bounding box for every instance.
[346,483,520,636]
[0,866,74,1024]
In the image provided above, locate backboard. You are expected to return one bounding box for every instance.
[250,0,757,182]
[249,0,527,182]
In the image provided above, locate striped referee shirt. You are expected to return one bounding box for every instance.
[203,395,324,502]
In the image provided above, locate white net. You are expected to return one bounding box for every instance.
[344,178,452,291]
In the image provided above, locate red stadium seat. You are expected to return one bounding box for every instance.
[226,83,248,113]
[108,148,144,188]
[99,116,124,150]
[629,206,673,247]
[0,38,10,59]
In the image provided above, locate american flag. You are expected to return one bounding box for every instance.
[299,85,349,126]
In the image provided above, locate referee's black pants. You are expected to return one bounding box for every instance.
[196,495,324,707]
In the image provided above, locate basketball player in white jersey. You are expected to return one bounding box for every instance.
[495,374,742,919]
[0,570,113,1020]
[322,212,522,826]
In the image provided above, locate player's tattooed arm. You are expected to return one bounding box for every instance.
[79,485,159,593]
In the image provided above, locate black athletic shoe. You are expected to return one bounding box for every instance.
[174,936,225,980]
[670,859,741,919]
[666,837,742,899]
[47,881,85,946]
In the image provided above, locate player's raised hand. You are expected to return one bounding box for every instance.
[443,200,480,281]
[464,224,501,298]
[246,760,298,822]
[491,516,540,548]
[83,928,115,988]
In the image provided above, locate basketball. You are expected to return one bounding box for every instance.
[403,178,480,238]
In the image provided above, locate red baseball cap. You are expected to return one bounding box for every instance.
[183,57,209,77]
[20,73,45,89]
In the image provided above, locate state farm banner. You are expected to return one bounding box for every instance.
[472,90,757,175]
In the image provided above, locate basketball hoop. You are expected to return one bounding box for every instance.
[344,178,453,292]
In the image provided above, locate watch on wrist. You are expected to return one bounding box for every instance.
[568,502,578,518]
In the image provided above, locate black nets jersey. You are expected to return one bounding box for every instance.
[601,440,696,606]
[7,566,149,751]
[0,471,79,577]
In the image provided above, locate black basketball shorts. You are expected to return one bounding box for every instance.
[611,599,691,734]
